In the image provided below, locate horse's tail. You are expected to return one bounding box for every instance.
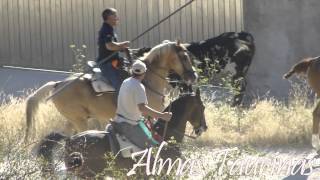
[283,58,317,79]
[37,132,68,172]
[25,81,59,141]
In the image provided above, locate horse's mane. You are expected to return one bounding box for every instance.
[67,73,83,81]
[140,40,187,64]
[163,94,195,112]
[140,41,173,64]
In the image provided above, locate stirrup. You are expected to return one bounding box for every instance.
[95,92,104,97]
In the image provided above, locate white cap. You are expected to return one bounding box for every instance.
[131,60,147,75]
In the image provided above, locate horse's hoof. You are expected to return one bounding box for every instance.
[66,152,84,170]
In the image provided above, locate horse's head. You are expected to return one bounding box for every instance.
[186,88,208,136]
[154,88,207,141]
[168,40,198,85]
[144,40,198,85]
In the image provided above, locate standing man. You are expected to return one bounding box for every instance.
[97,8,130,93]
[113,60,172,149]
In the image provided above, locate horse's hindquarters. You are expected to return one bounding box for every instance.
[52,78,116,132]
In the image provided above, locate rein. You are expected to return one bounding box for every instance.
[161,122,198,140]
[143,82,167,98]
[162,101,172,138]
[160,100,198,140]
[142,61,170,98]
[145,62,168,81]
[173,129,197,140]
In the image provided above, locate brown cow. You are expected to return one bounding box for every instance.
[284,56,320,150]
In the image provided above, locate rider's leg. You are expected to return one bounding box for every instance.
[99,62,122,105]
[114,122,157,149]
[99,62,122,93]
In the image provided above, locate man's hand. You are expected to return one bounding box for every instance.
[160,112,172,122]
[106,41,130,51]
[138,103,172,121]
[120,41,130,50]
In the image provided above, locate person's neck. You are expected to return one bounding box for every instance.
[133,76,143,82]
[104,21,114,28]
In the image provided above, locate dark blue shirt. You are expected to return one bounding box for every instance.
[97,22,120,63]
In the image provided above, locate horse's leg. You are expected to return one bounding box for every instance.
[57,108,89,133]
[60,121,76,136]
[54,97,90,133]
[69,116,89,133]
[312,102,320,150]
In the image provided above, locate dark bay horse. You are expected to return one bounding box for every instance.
[284,56,320,150]
[132,32,255,106]
[25,41,198,140]
[37,88,207,178]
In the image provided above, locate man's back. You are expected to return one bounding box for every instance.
[97,22,119,62]
[116,77,148,124]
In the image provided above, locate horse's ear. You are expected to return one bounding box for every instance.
[176,39,181,46]
[196,88,200,97]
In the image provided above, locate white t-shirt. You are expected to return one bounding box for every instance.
[115,77,148,125]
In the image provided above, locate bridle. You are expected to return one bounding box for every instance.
[175,47,197,81]
[161,94,207,140]
[141,45,196,98]
[142,62,169,98]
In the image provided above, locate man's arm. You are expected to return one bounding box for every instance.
[106,41,130,51]
[138,103,172,121]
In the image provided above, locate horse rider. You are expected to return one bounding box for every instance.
[97,8,130,93]
[113,60,173,149]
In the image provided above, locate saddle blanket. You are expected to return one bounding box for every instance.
[84,72,115,93]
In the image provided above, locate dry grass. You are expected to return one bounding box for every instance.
[197,98,313,147]
[0,95,66,144]
[0,82,317,178]
[0,83,316,149]
[197,82,315,147]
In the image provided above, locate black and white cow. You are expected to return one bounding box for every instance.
[131,32,255,106]
[187,32,255,105]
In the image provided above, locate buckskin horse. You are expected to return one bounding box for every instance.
[25,40,198,140]
[283,56,320,150]
[36,89,207,178]
[132,32,255,106]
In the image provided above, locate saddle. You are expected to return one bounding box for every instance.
[86,61,130,93]
[105,119,163,159]
[105,122,142,158]
[85,61,115,93]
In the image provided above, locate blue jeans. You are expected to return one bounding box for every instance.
[99,62,121,93]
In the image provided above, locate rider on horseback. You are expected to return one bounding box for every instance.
[113,60,172,149]
[97,8,130,93]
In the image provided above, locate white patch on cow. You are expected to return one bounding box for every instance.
[245,35,253,43]
[224,62,237,75]
[215,45,221,50]
[162,40,171,44]
[223,56,230,62]
[243,65,249,73]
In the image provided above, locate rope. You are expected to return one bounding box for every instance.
[45,0,196,101]
[162,100,173,138]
